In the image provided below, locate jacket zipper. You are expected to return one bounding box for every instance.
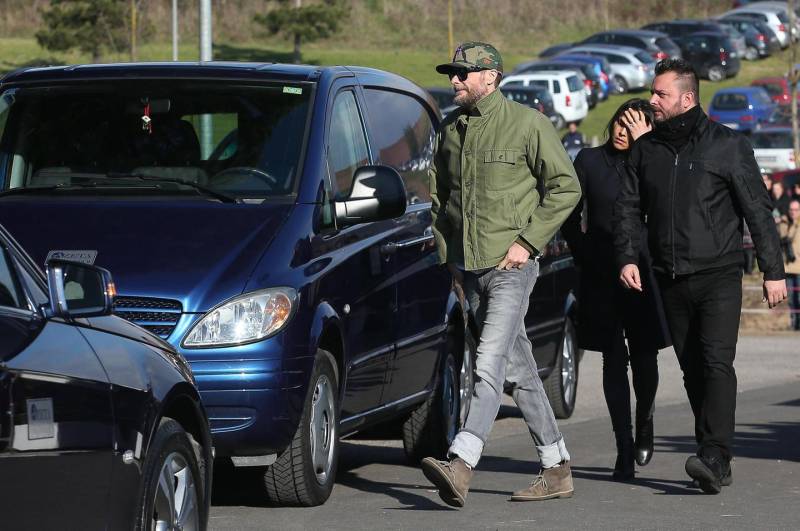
[671,154,678,279]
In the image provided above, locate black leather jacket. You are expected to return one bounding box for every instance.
[614,109,785,280]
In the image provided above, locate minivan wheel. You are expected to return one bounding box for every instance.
[553,113,566,130]
[136,418,205,531]
[744,46,758,61]
[613,76,628,94]
[402,329,476,462]
[543,318,579,419]
[707,66,725,82]
[264,350,339,506]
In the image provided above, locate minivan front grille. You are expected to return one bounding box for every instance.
[113,296,183,339]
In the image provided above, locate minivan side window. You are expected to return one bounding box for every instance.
[328,91,370,200]
[552,80,562,94]
[362,88,435,204]
[0,247,23,309]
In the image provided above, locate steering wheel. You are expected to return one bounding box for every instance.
[212,166,278,187]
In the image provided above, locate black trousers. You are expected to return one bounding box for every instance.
[657,265,742,461]
[602,324,659,444]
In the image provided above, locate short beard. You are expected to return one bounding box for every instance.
[454,84,488,108]
[655,100,686,122]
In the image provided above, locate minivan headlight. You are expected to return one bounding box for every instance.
[183,288,298,347]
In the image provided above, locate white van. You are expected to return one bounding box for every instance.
[499,71,589,124]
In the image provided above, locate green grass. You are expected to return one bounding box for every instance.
[0,37,795,141]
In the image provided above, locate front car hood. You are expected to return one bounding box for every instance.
[0,197,291,313]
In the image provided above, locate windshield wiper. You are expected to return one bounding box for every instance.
[107,172,237,203]
[0,183,107,197]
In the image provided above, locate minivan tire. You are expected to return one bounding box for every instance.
[543,318,579,419]
[707,66,725,82]
[402,329,476,462]
[264,350,339,507]
[136,417,206,531]
[744,46,758,61]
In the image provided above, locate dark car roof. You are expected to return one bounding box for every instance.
[0,62,430,101]
[599,29,669,38]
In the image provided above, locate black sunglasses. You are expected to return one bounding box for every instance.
[449,67,484,81]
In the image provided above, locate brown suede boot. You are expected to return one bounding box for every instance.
[421,457,473,507]
[510,462,574,501]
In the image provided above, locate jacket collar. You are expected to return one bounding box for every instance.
[601,143,626,168]
[471,88,503,117]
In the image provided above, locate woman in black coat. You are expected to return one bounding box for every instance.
[562,99,671,480]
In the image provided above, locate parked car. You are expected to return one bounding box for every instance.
[678,32,741,81]
[750,127,797,173]
[717,16,782,59]
[642,19,747,59]
[566,44,656,94]
[752,76,799,106]
[499,71,589,125]
[499,85,561,128]
[539,42,575,58]
[721,6,791,47]
[511,60,598,107]
[554,53,613,100]
[426,86,457,117]
[579,29,682,61]
[0,223,212,529]
[709,86,775,132]
[769,167,800,191]
[0,62,581,506]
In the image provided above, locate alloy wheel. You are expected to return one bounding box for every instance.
[309,374,336,485]
[152,451,199,531]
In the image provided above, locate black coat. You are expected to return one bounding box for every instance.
[563,145,671,352]
[614,110,784,280]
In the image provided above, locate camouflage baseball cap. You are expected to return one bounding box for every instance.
[436,41,503,75]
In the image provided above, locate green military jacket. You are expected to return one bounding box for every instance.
[429,88,582,270]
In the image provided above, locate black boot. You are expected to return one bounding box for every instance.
[635,417,654,466]
[612,436,635,481]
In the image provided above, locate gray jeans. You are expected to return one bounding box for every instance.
[449,259,570,469]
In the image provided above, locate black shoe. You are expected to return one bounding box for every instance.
[634,418,654,466]
[612,437,635,481]
[691,461,733,489]
[685,455,730,494]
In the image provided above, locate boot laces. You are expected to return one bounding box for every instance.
[530,472,548,489]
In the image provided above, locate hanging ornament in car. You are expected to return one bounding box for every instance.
[141,101,152,134]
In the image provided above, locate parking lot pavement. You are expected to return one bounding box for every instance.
[209,334,800,530]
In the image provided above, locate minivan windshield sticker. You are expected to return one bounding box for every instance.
[46,250,98,265]
[27,398,55,440]
[283,86,303,95]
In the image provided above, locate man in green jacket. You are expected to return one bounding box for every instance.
[421,42,582,507]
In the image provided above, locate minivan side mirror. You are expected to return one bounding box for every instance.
[45,259,116,318]
[335,165,407,227]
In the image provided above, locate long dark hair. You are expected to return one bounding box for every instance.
[604,98,655,148]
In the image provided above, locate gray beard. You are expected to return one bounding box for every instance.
[455,86,488,108]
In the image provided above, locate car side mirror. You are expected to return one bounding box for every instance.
[45,259,116,319]
[335,165,407,227]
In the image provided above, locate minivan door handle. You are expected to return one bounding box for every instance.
[380,233,434,255]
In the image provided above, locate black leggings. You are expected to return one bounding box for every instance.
[602,325,659,441]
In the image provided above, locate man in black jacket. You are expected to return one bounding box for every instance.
[614,59,787,494]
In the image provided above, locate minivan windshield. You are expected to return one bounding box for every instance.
[0,81,312,199]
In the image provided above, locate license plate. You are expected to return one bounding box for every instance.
[722,123,739,130]
[757,156,777,162]
[729,52,737,58]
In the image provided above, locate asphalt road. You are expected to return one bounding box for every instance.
[209,334,800,530]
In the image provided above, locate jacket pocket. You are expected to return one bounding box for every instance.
[481,149,519,190]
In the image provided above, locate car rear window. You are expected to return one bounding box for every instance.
[566,76,582,92]
[634,51,653,63]
[777,12,789,23]
[752,131,792,149]
[655,37,675,50]
[712,93,749,110]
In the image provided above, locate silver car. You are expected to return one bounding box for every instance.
[564,44,656,93]
[722,6,792,48]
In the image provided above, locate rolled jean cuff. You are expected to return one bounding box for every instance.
[448,430,484,468]
[537,436,570,468]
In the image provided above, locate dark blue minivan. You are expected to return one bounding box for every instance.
[0,62,580,506]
